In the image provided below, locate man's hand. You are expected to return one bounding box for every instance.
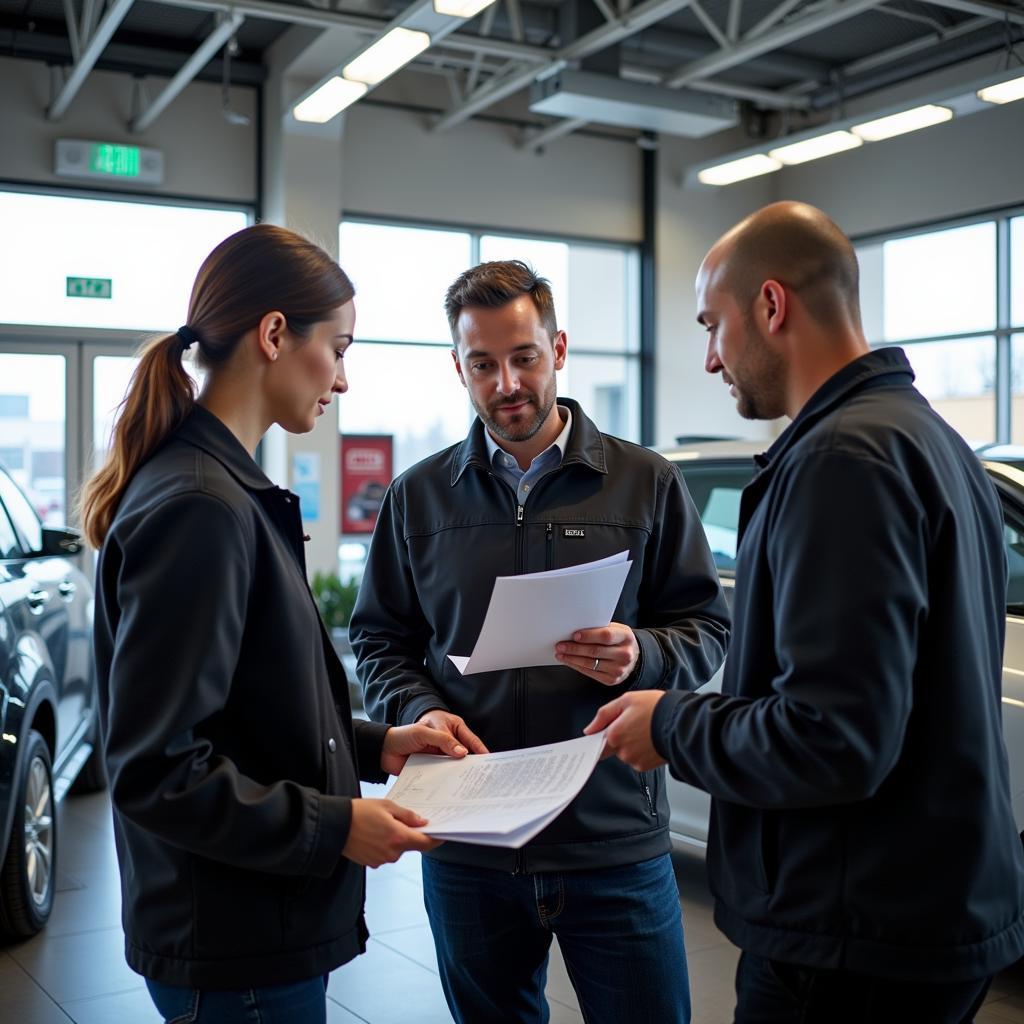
[584,691,667,771]
[380,723,469,776]
[342,799,442,868]
[555,622,640,686]
[415,710,489,755]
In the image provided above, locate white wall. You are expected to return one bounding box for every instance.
[341,104,642,242]
[0,56,257,202]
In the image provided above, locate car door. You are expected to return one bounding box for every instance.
[0,469,85,757]
[665,459,752,848]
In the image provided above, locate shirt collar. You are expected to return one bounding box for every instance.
[485,405,573,470]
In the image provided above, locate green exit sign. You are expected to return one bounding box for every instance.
[89,143,140,177]
[67,277,112,299]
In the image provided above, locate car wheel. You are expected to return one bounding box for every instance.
[0,731,57,938]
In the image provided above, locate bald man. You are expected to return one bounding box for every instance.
[587,202,1024,1022]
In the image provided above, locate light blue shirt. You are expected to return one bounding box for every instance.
[484,406,573,506]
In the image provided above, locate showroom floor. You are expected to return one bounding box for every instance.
[3,785,1024,1023]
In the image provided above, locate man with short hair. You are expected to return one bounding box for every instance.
[588,202,1024,1023]
[350,259,730,1024]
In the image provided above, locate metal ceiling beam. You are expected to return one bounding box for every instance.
[523,116,590,148]
[664,0,886,88]
[433,0,694,131]
[690,0,730,48]
[61,0,80,61]
[129,11,244,132]
[743,0,806,40]
[48,0,136,119]
[726,0,743,40]
[915,0,1024,26]
[686,75,811,106]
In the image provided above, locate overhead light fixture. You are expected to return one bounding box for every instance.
[977,74,1024,105]
[851,104,952,141]
[769,130,861,165]
[343,27,431,86]
[293,77,368,123]
[698,153,782,186]
[433,0,498,17]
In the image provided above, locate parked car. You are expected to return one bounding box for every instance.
[0,465,102,939]
[662,440,1024,849]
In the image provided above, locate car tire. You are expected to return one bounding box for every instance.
[0,730,57,939]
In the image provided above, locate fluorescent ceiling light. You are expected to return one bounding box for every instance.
[851,104,952,141]
[434,0,498,17]
[769,130,862,165]
[698,153,781,186]
[293,77,368,123]
[977,75,1024,105]
[343,27,431,86]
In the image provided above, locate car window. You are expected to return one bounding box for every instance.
[1004,508,1024,612]
[673,462,755,574]
[0,506,19,559]
[0,469,43,555]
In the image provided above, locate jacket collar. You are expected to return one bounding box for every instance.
[451,396,607,485]
[758,346,915,469]
[175,404,277,492]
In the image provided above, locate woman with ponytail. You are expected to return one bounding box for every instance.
[84,224,465,1024]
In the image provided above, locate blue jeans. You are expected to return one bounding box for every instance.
[145,975,328,1023]
[422,853,691,1024]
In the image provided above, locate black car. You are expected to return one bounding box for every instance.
[0,466,102,938]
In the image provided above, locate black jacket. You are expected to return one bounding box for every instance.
[350,398,730,872]
[653,348,1024,981]
[94,405,390,989]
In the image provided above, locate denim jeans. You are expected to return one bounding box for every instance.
[145,975,329,1023]
[734,952,992,1024]
[422,853,691,1024]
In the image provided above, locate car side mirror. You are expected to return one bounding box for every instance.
[40,527,84,557]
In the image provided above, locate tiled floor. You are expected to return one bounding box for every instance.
[2,786,1024,1023]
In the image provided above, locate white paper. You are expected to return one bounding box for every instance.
[387,731,607,848]
[447,552,632,675]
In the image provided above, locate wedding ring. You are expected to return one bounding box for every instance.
[593,658,601,671]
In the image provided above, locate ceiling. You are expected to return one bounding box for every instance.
[2,0,1022,147]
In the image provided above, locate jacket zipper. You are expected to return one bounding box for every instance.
[546,522,553,570]
[514,500,526,875]
[642,774,656,817]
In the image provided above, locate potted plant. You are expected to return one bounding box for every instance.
[311,572,362,705]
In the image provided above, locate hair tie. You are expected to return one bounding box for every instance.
[176,325,200,350]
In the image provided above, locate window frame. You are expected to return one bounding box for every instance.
[854,204,1024,444]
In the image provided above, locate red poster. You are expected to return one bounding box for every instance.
[341,434,393,534]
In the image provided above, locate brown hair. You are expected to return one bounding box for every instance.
[444,260,558,341]
[80,223,354,548]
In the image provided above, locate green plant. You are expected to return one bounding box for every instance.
[311,572,360,632]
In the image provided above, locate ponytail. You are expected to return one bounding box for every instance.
[80,332,196,548]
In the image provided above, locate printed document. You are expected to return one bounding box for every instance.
[447,551,632,675]
[387,731,607,848]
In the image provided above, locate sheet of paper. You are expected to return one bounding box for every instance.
[447,552,631,675]
[387,731,607,848]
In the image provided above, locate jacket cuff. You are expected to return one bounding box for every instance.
[400,694,452,727]
[305,794,352,878]
[651,689,689,763]
[353,720,392,784]
[629,628,666,690]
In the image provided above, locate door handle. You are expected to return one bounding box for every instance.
[58,580,77,599]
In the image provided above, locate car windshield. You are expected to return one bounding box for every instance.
[672,461,755,574]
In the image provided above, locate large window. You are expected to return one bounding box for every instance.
[336,218,641,581]
[0,190,248,332]
[857,211,1024,446]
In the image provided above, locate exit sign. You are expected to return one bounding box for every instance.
[55,139,164,185]
[67,277,112,299]
[89,143,140,177]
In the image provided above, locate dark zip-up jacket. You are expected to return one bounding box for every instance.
[94,405,390,990]
[350,398,730,872]
[653,348,1024,981]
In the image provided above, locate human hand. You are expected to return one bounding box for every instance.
[584,691,667,771]
[342,798,442,868]
[415,710,489,755]
[555,622,640,686]
[381,723,469,776]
